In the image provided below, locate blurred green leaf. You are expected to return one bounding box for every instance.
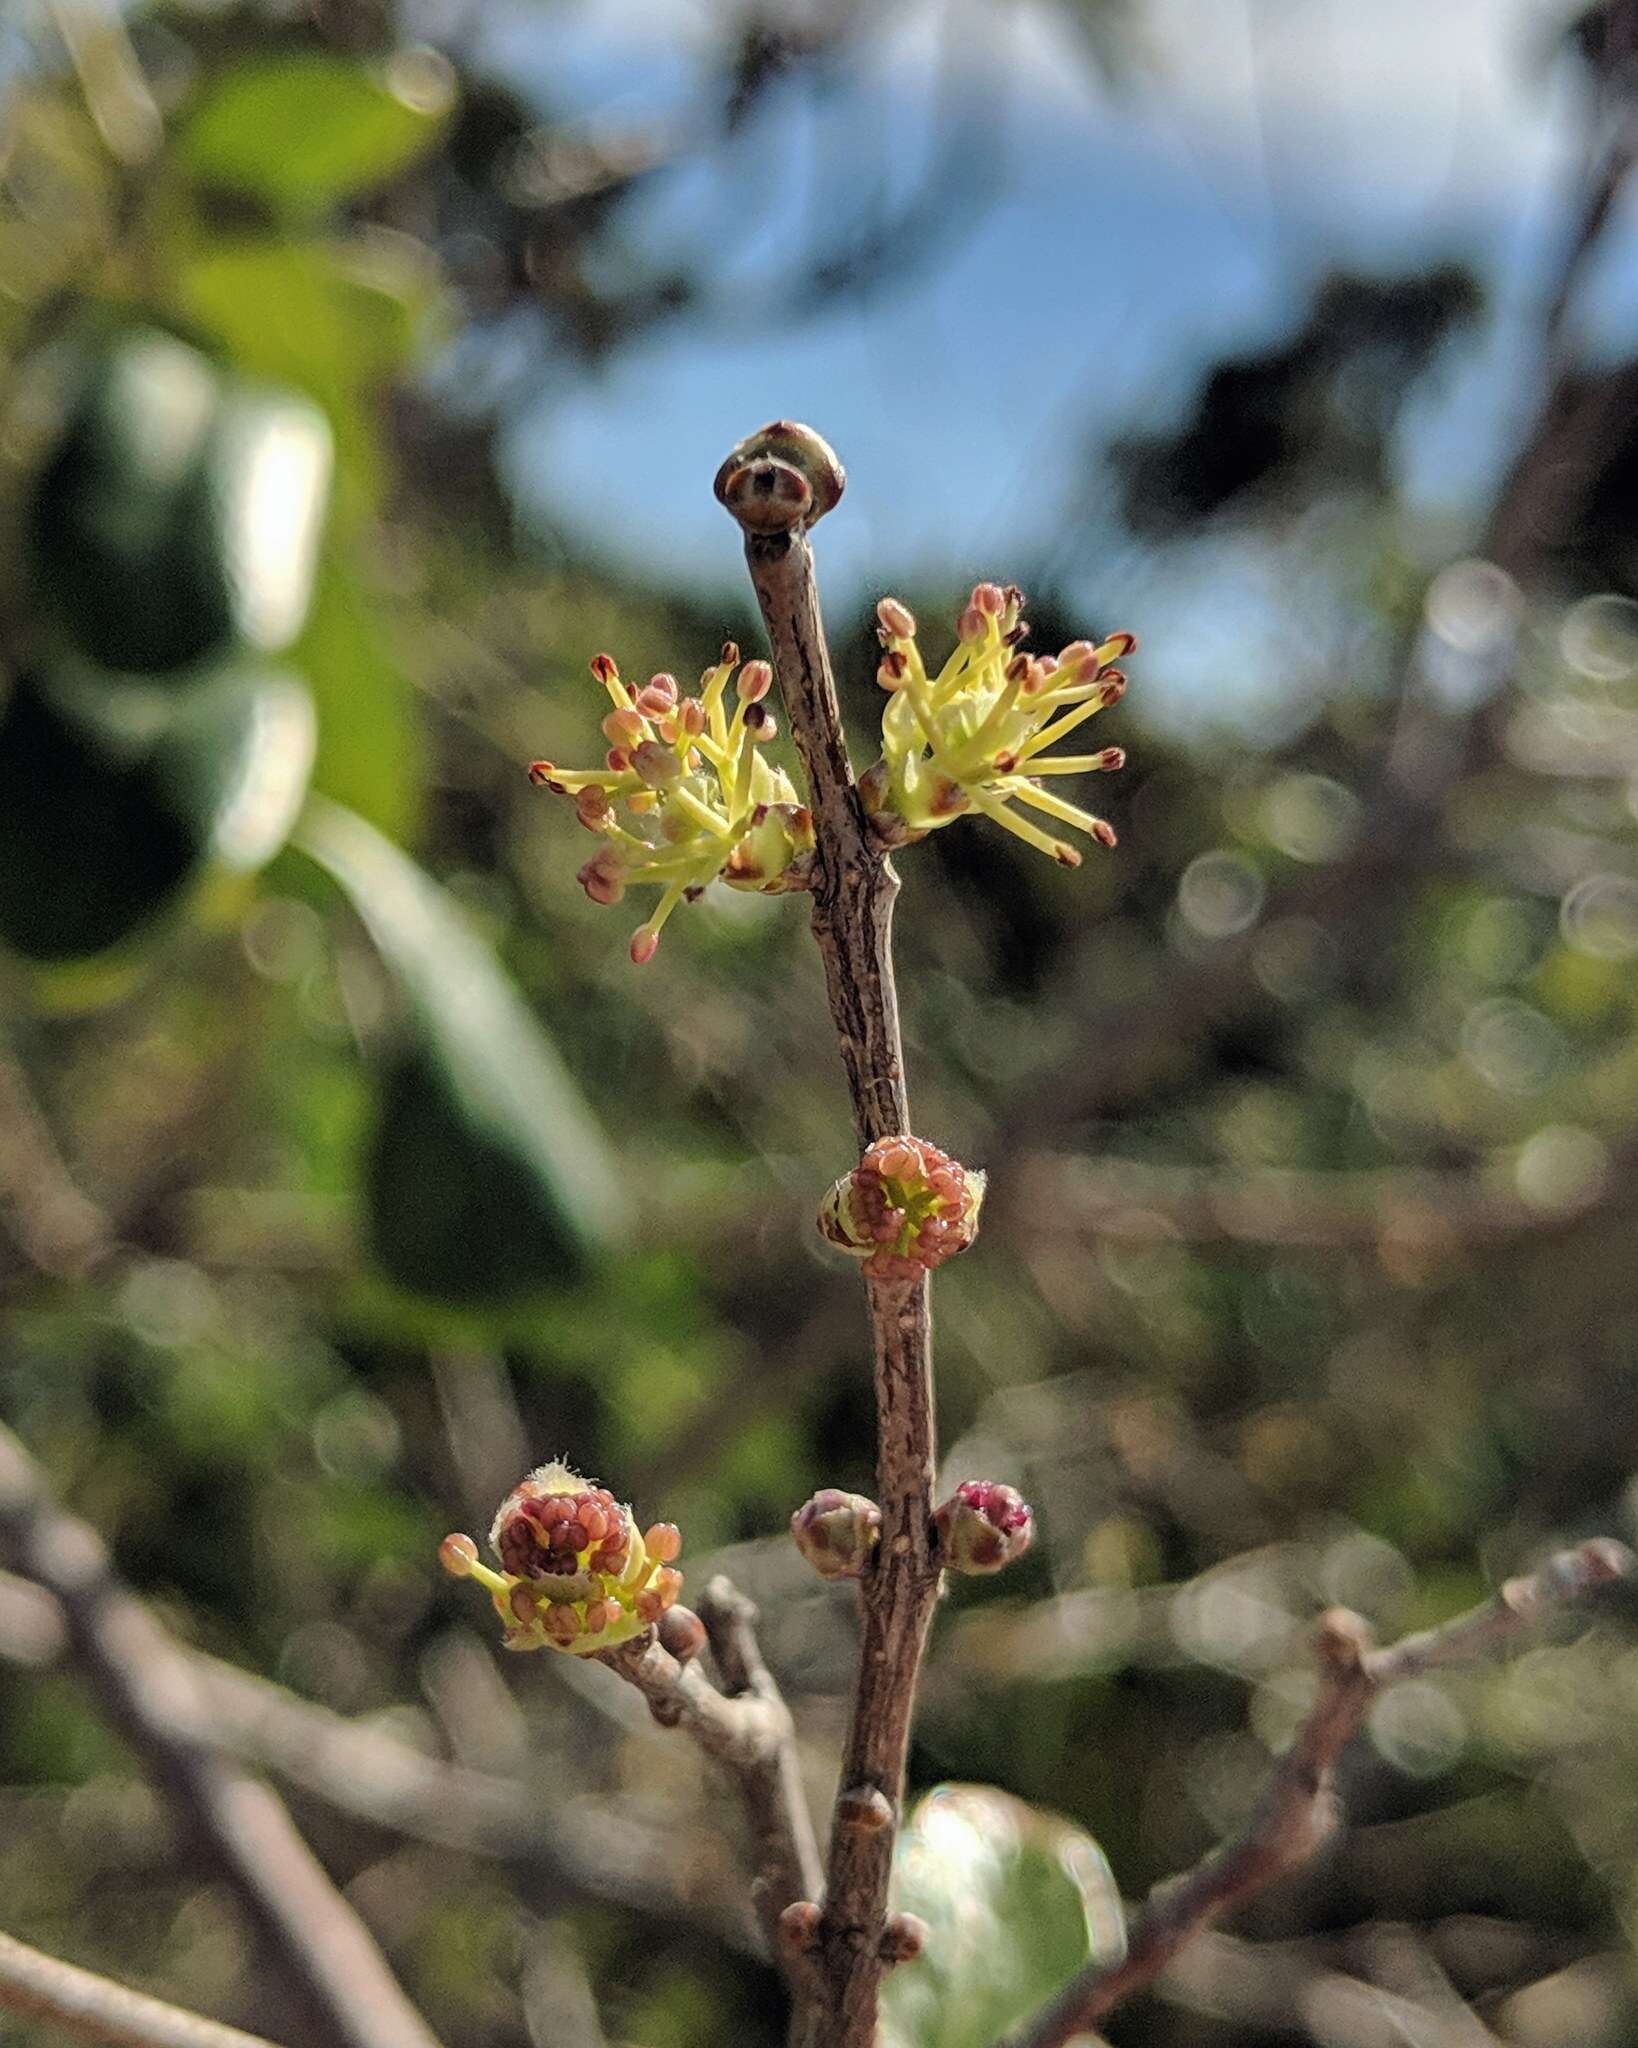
[0,665,315,964]
[27,327,331,677]
[176,239,432,837]
[880,1784,1126,2048]
[178,55,445,218]
[294,797,622,1302]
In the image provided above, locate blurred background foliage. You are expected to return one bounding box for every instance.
[6,0,1638,2044]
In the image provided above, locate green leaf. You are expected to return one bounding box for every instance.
[175,240,432,837]
[27,327,331,678]
[880,1784,1126,2048]
[179,55,445,218]
[0,665,316,964]
[293,798,622,1303]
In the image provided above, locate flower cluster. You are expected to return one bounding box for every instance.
[818,1135,984,1282]
[530,648,816,963]
[439,1462,683,1655]
[858,584,1133,864]
[934,1479,1033,1575]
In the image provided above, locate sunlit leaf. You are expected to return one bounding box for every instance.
[294,798,622,1302]
[179,54,447,218]
[0,665,316,964]
[176,239,434,837]
[880,1784,1126,2048]
[27,327,331,677]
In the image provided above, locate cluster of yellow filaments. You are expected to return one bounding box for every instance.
[858,584,1134,865]
[529,647,816,963]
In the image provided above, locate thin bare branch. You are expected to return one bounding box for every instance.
[595,1575,823,1959]
[0,1928,277,2048]
[718,423,945,2048]
[0,1424,442,2048]
[0,1029,114,1280]
[998,1539,1633,2048]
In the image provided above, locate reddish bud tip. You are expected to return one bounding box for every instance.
[971,581,1005,616]
[630,927,660,965]
[791,1489,882,1581]
[744,701,775,738]
[1098,673,1127,707]
[658,1604,708,1663]
[738,659,773,702]
[439,1533,479,1577]
[720,640,740,666]
[836,1784,894,1833]
[934,1480,1034,1575]
[779,1901,823,1954]
[589,653,619,684]
[644,1521,683,1563]
[1096,747,1125,771]
[1053,842,1082,868]
[1092,818,1118,848]
[881,1914,928,1965]
[602,708,643,747]
[876,596,917,640]
[527,761,554,786]
[957,604,986,644]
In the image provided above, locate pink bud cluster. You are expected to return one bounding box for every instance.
[934,1479,1034,1575]
[819,1135,985,1282]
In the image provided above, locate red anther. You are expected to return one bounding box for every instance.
[589,653,619,684]
[630,927,659,965]
[1092,819,1117,847]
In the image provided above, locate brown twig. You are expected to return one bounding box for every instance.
[594,1576,823,1959]
[0,1027,115,1280]
[0,1925,278,2048]
[717,423,945,2048]
[997,1538,1633,2048]
[0,1928,277,2048]
[0,1425,442,2048]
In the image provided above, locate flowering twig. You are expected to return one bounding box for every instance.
[0,1425,441,2048]
[716,424,944,2048]
[996,1538,1633,2048]
[0,1928,276,2048]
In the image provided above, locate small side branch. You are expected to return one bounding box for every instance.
[998,1539,1633,2048]
[720,425,945,2048]
[0,1425,442,2048]
[597,1577,823,1960]
[0,1928,277,2048]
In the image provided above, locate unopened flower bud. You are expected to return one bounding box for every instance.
[659,1604,707,1664]
[633,740,682,787]
[779,1901,823,1954]
[737,659,773,702]
[819,1135,984,1281]
[439,1532,478,1577]
[791,1488,882,1580]
[933,1480,1034,1575]
[602,708,643,747]
[630,926,660,965]
[876,597,916,641]
[880,1914,927,1965]
[971,581,1005,617]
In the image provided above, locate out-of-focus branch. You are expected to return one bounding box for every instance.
[0,1426,443,2048]
[998,1539,1633,2048]
[0,1565,755,1949]
[0,1031,114,1280]
[596,1575,823,1962]
[1020,1151,1631,1258]
[0,1928,275,2048]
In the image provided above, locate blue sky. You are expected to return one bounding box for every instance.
[468,0,1619,728]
